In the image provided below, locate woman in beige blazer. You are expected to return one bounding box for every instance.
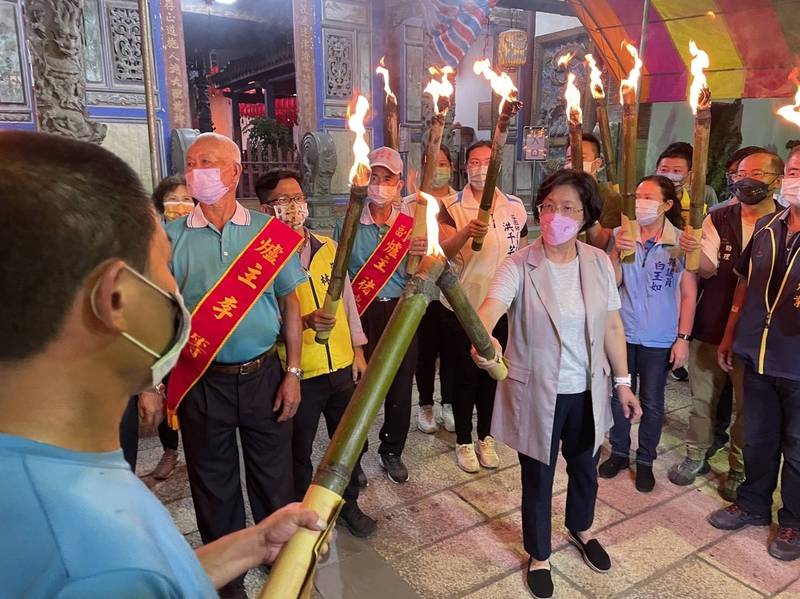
[473,170,641,599]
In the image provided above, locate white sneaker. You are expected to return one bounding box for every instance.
[418,405,438,434]
[455,443,480,473]
[475,436,500,469]
[438,403,455,432]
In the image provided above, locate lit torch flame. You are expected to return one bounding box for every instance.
[689,40,711,114]
[584,53,605,99]
[424,66,455,114]
[557,53,582,125]
[419,190,443,256]
[473,59,518,113]
[376,57,396,104]
[620,42,642,104]
[777,68,800,128]
[347,95,371,186]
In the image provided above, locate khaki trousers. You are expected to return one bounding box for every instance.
[685,340,745,472]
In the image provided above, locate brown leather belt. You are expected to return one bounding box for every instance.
[210,347,276,375]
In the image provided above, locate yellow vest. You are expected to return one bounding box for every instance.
[277,233,355,379]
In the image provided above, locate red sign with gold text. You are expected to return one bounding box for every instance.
[166,218,303,429]
[352,213,413,315]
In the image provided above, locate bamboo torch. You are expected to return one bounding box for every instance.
[777,68,800,128]
[376,57,399,151]
[585,53,617,185]
[408,66,455,275]
[687,40,712,273]
[619,42,643,264]
[315,96,371,344]
[471,59,523,252]
[558,52,583,171]
[259,194,450,599]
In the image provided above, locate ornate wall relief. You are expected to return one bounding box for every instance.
[108,5,142,82]
[0,1,26,104]
[324,31,353,99]
[82,0,104,83]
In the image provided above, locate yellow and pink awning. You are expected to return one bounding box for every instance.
[569,0,799,103]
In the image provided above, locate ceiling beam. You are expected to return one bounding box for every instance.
[495,0,576,16]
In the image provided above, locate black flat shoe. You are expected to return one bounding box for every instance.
[598,455,630,479]
[635,463,655,493]
[567,530,611,572]
[526,559,553,599]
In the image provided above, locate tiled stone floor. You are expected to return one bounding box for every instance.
[137,378,797,598]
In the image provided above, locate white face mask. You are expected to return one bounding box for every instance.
[186,168,230,205]
[662,172,686,194]
[565,160,598,175]
[92,265,192,389]
[778,176,800,208]
[272,201,309,229]
[468,166,489,191]
[368,184,397,206]
[635,198,662,226]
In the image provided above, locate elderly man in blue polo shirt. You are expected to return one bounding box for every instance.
[166,133,306,597]
[709,145,800,562]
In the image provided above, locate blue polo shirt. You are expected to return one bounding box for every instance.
[333,201,412,299]
[0,433,216,598]
[615,219,686,349]
[166,203,306,363]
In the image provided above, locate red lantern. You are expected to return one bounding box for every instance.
[275,96,298,127]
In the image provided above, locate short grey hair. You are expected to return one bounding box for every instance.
[191,132,242,164]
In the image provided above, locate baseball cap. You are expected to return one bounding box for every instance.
[368,146,403,175]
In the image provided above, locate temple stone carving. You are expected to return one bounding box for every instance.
[302,131,338,197]
[24,0,106,143]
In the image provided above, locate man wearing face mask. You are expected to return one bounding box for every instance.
[656,142,718,223]
[255,169,376,538]
[707,145,800,562]
[334,146,427,484]
[669,150,783,501]
[565,133,623,250]
[0,131,326,598]
[167,133,307,598]
[438,140,528,474]
[402,147,457,435]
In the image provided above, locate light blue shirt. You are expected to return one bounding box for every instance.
[615,219,685,349]
[166,203,306,363]
[333,201,412,300]
[0,433,216,598]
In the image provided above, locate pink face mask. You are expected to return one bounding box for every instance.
[539,212,581,246]
[186,168,230,205]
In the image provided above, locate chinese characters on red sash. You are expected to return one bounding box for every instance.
[352,213,413,315]
[166,218,303,429]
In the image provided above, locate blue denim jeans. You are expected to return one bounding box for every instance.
[609,344,671,465]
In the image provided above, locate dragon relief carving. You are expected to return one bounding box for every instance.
[301,132,338,197]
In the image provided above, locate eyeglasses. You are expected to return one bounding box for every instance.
[269,193,306,206]
[537,203,584,217]
[732,171,779,181]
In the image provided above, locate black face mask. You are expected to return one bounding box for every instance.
[731,177,773,206]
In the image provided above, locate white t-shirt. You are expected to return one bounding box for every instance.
[488,252,621,394]
[700,214,755,270]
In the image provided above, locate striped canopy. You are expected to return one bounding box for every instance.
[569,0,799,103]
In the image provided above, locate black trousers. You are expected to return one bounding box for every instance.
[293,367,362,503]
[361,298,418,456]
[520,392,599,561]
[416,300,452,406]
[444,309,508,445]
[736,365,800,528]
[120,396,139,471]
[179,353,293,569]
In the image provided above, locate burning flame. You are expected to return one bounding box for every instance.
[584,53,605,99]
[619,42,642,103]
[375,57,396,103]
[424,66,455,114]
[557,53,582,125]
[419,190,443,256]
[556,52,574,68]
[473,59,518,113]
[688,40,711,114]
[347,95,371,186]
[777,68,800,128]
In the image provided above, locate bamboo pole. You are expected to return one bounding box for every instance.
[437,266,507,381]
[472,97,523,252]
[137,0,160,189]
[383,93,399,151]
[688,102,711,272]
[315,167,369,344]
[620,84,638,263]
[569,117,583,172]
[259,253,446,598]
[595,97,617,185]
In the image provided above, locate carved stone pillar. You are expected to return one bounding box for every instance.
[23,0,106,143]
[292,0,317,138]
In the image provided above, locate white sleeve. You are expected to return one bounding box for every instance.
[486,255,522,308]
[700,215,720,270]
[605,255,622,311]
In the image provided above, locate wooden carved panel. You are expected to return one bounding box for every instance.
[324,30,353,99]
[108,4,142,82]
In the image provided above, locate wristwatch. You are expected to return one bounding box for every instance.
[677,333,693,341]
[286,366,304,380]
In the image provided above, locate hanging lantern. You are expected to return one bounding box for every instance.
[498,29,528,68]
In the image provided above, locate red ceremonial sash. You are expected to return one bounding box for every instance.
[166,218,303,429]
[352,212,413,315]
